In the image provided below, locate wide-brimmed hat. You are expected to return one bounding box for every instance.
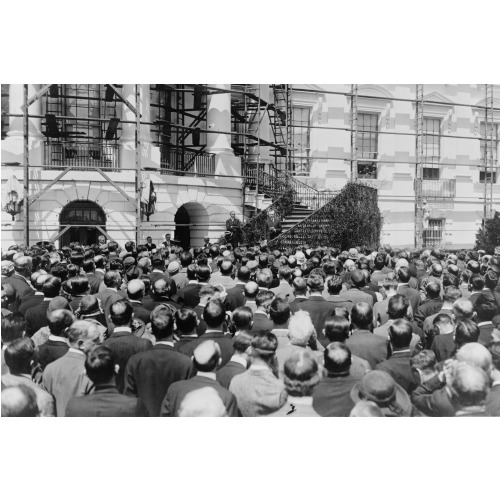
[167,261,180,275]
[48,296,72,313]
[348,248,359,260]
[294,251,306,265]
[350,370,413,417]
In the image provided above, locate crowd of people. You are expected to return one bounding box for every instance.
[1,237,499,417]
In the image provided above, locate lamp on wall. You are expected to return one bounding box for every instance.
[2,175,23,221]
[5,194,21,220]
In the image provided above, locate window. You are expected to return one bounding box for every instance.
[357,113,378,178]
[480,122,498,184]
[292,106,311,175]
[423,218,445,247]
[423,117,441,179]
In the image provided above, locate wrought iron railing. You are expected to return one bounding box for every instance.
[160,146,215,177]
[415,179,456,198]
[44,141,119,170]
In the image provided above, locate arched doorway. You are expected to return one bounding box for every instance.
[174,202,209,249]
[59,200,106,247]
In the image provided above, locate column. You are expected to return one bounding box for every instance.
[206,84,241,177]
[7,84,43,139]
[248,84,271,164]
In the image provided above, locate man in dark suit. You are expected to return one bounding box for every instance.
[160,340,239,417]
[126,279,151,324]
[181,265,211,308]
[102,300,152,392]
[145,278,180,314]
[396,267,421,316]
[66,346,149,417]
[145,236,157,253]
[124,306,192,416]
[83,259,104,295]
[375,319,419,394]
[18,272,49,316]
[4,256,33,312]
[225,211,241,248]
[414,281,442,327]
[224,266,250,312]
[265,209,282,241]
[474,294,497,345]
[177,299,234,368]
[340,270,374,308]
[216,331,251,389]
[250,290,275,334]
[94,271,125,329]
[148,255,170,288]
[290,275,336,347]
[289,277,308,306]
[429,313,457,362]
[38,309,73,369]
[313,342,361,417]
[345,302,388,368]
[68,276,91,312]
[174,307,201,352]
[25,277,61,337]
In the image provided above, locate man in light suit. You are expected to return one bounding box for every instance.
[160,340,239,417]
[225,211,241,248]
[42,320,101,416]
[229,331,287,417]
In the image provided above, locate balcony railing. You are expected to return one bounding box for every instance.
[415,179,456,198]
[160,147,215,177]
[44,142,119,170]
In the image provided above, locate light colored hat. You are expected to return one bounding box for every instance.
[344,259,355,268]
[348,248,359,260]
[167,261,180,274]
[395,258,409,269]
[222,250,230,257]
[294,251,306,264]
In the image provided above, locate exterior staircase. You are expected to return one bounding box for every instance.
[281,203,314,232]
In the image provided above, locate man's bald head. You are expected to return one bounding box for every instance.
[14,256,32,276]
[127,279,145,300]
[178,387,227,417]
[450,362,490,409]
[1,385,39,417]
[456,343,493,374]
[153,278,168,296]
[244,281,259,299]
[193,340,221,372]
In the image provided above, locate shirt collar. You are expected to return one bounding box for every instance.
[68,348,85,356]
[477,321,493,327]
[230,354,247,368]
[287,396,313,406]
[249,364,270,372]
[492,380,500,387]
[34,291,44,296]
[155,340,174,347]
[197,372,216,380]
[188,280,198,284]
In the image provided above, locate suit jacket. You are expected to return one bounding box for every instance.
[376,350,418,394]
[42,350,94,417]
[486,384,500,416]
[66,384,149,417]
[265,217,282,240]
[478,323,494,346]
[148,271,171,288]
[94,288,124,327]
[38,338,69,370]
[86,273,104,295]
[25,300,51,337]
[174,336,198,353]
[177,331,234,369]
[324,295,353,314]
[2,372,55,417]
[229,367,287,417]
[129,300,152,324]
[18,293,44,316]
[194,304,208,337]
[431,333,456,363]
[372,298,389,327]
[414,298,443,327]
[102,329,152,393]
[312,372,360,417]
[345,329,388,368]
[4,273,32,312]
[289,296,337,347]
[180,283,204,308]
[397,285,421,315]
[340,287,374,307]
[216,358,247,389]
[124,343,192,417]
[267,397,321,417]
[160,374,239,417]
[224,283,246,312]
[411,374,454,417]
[250,312,275,334]
[423,308,453,341]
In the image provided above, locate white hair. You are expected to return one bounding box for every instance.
[288,310,315,346]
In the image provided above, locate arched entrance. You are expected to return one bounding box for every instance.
[59,200,106,247]
[174,202,209,249]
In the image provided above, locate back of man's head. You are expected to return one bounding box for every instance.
[287,310,314,346]
[351,302,373,330]
[269,297,290,326]
[283,350,320,397]
[251,331,278,363]
[1,385,39,417]
[456,343,492,374]
[307,274,324,292]
[388,319,413,349]
[474,295,497,322]
[177,387,227,417]
[127,279,145,300]
[484,270,498,290]
[1,313,26,345]
[326,275,343,296]
[426,281,441,299]
[410,350,437,377]
[278,266,292,282]
[324,342,352,375]
[220,260,233,276]
[470,274,484,292]
[454,319,480,348]
[431,263,443,277]
[237,266,250,283]
[196,265,211,283]
[387,294,409,320]
[110,300,133,327]
[151,309,175,341]
[104,270,121,288]
[232,306,253,332]
[397,267,411,284]
[180,251,193,268]
[233,331,253,355]
[244,281,259,299]
[193,340,221,372]
[256,268,272,288]
[450,362,490,409]
[351,269,365,287]
[47,309,74,336]
[84,346,116,385]
[374,253,386,270]
[292,276,307,295]
[5,336,36,375]
[256,290,275,310]
[13,256,32,276]
[324,315,350,343]
[42,277,62,298]
[443,286,462,304]
[203,299,226,329]
[452,298,474,320]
